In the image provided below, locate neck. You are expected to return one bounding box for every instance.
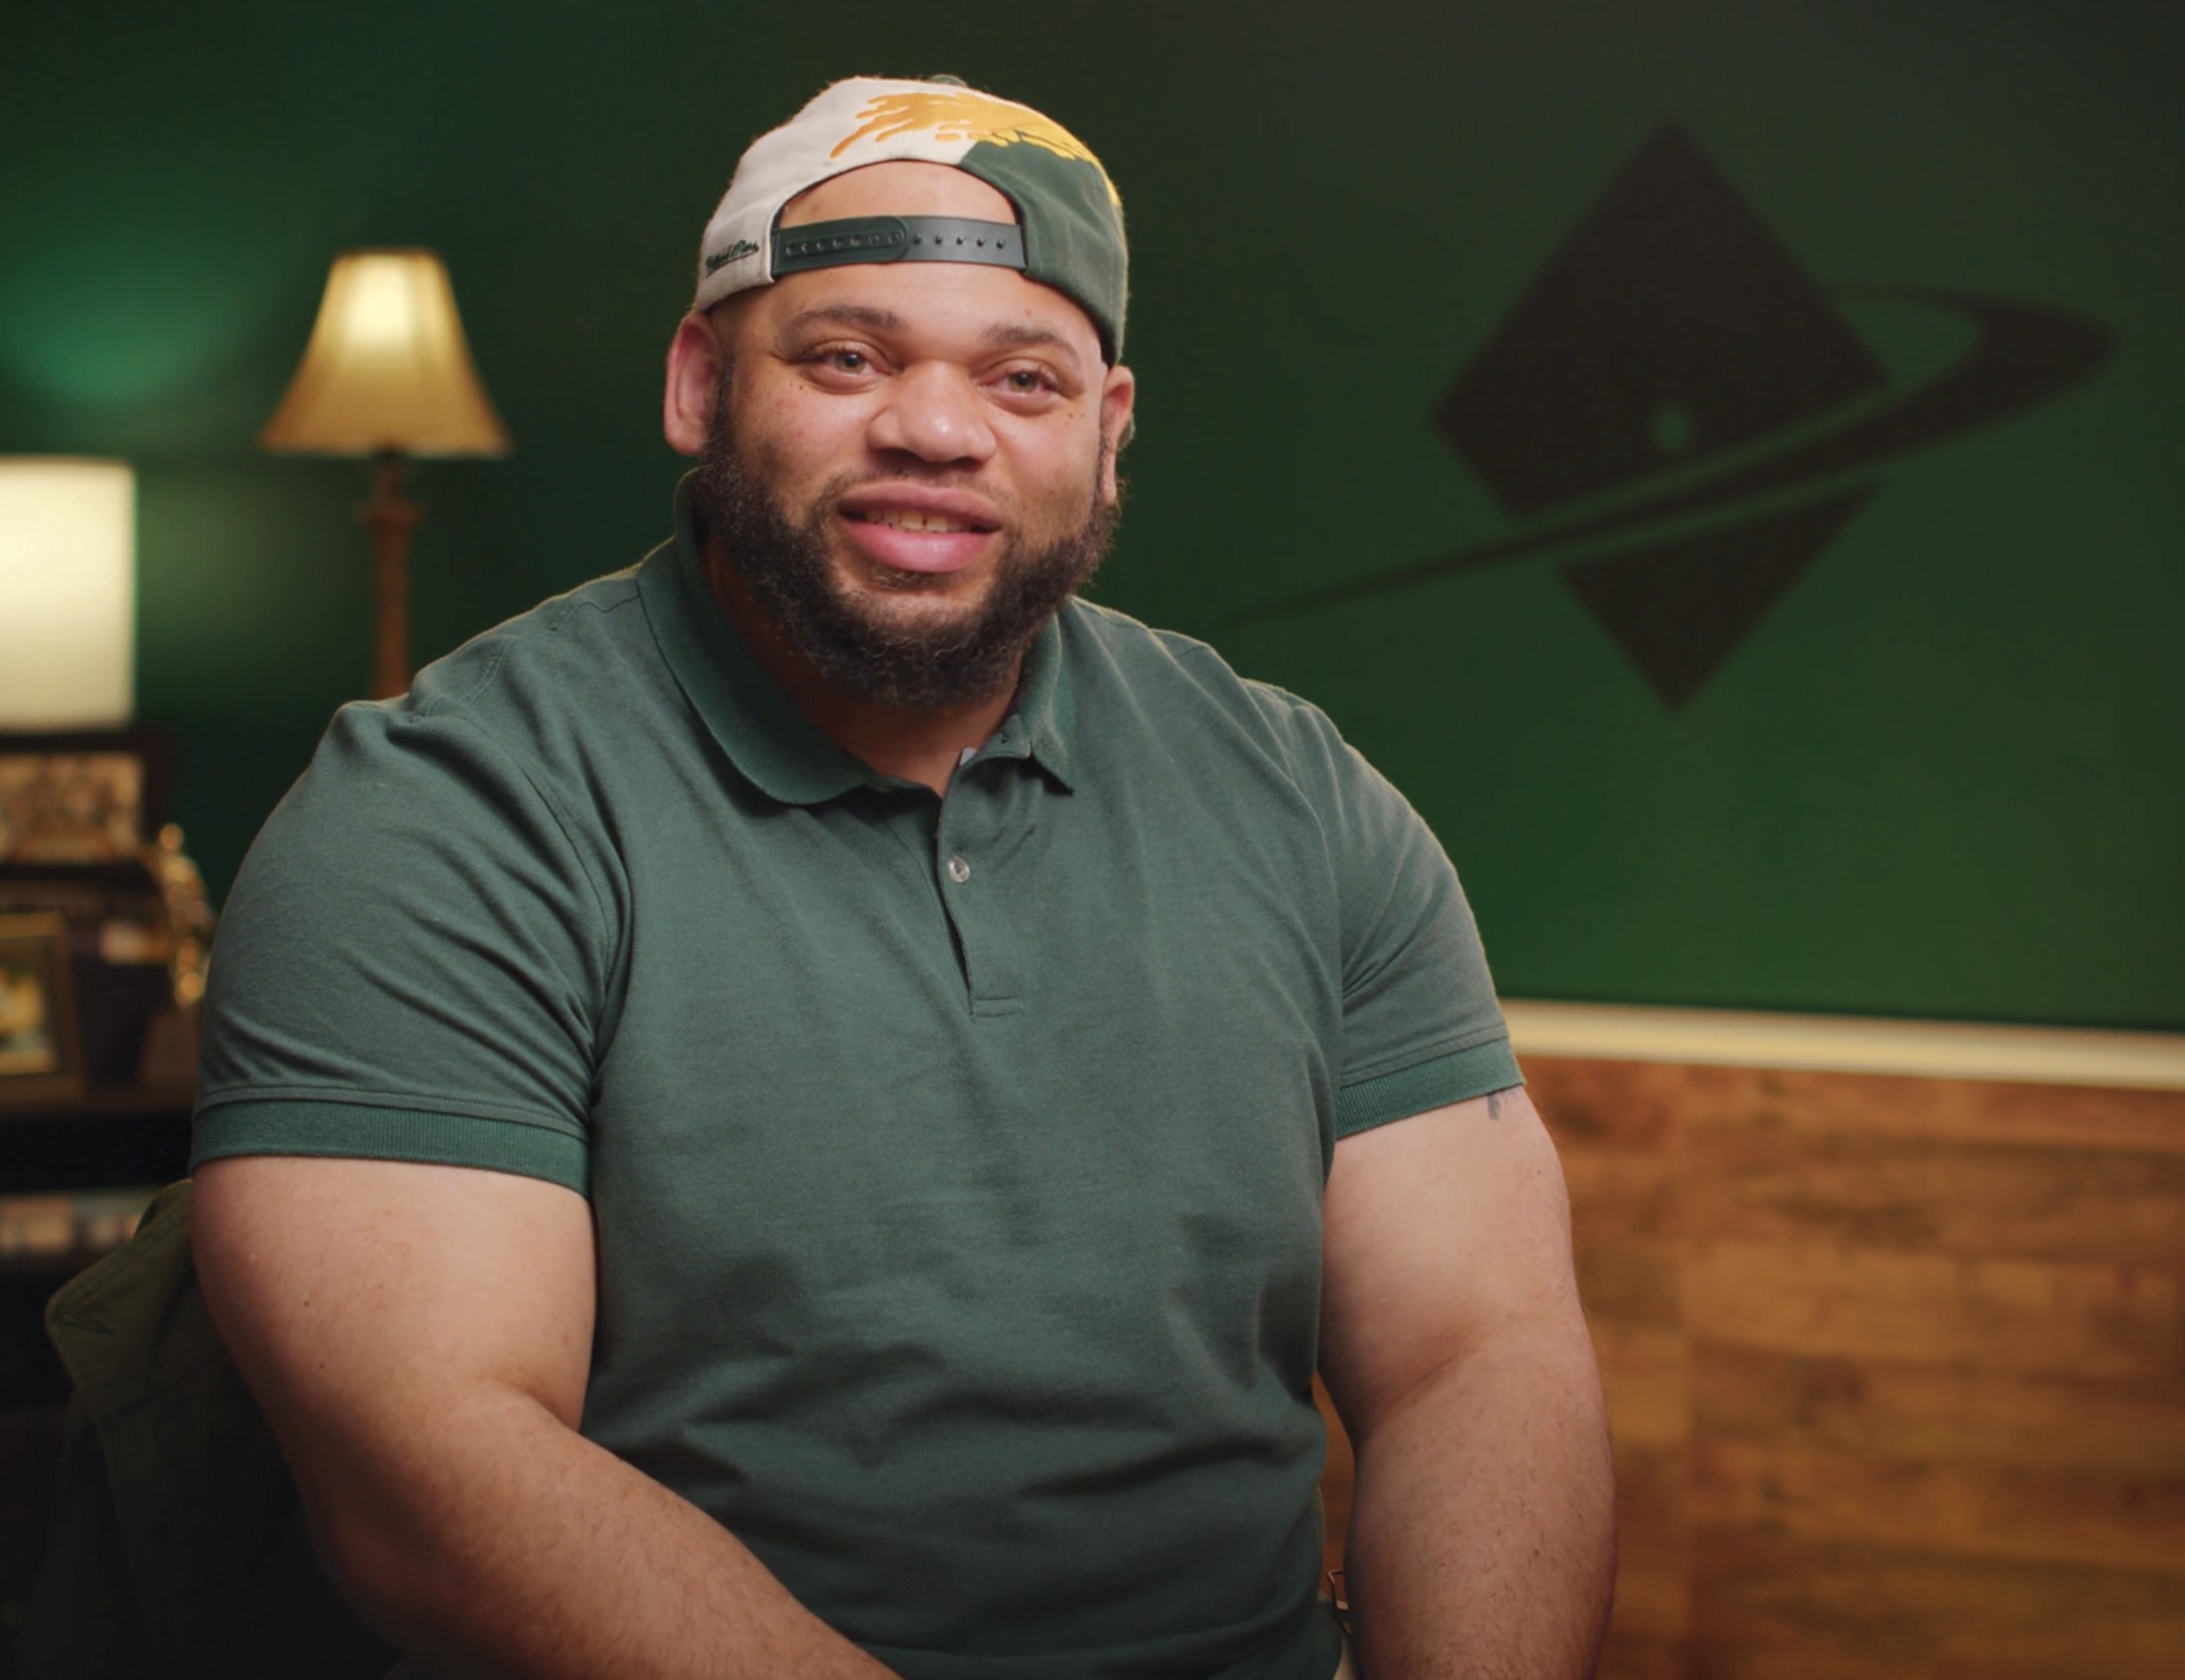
[704,538,1020,797]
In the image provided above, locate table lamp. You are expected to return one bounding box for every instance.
[0,458,135,728]
[260,249,510,699]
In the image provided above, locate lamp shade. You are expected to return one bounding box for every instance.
[0,458,135,728]
[260,249,511,457]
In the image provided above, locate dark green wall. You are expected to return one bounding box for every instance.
[6,1,2179,1028]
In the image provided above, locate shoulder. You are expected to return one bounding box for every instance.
[246,568,661,912]
[1058,596,1347,773]
[301,565,663,813]
[1055,601,1445,884]
[405,565,653,737]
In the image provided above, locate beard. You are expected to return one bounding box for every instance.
[690,376,1119,710]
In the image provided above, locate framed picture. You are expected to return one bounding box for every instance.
[0,911,84,1106]
[0,730,171,868]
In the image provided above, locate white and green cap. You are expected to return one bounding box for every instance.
[694,76,1128,360]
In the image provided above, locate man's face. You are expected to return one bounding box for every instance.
[678,162,1135,709]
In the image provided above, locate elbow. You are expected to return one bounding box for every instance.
[1341,1309,1606,1455]
[298,1480,447,1650]
[286,1386,579,1657]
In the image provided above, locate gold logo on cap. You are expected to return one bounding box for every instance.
[832,90,1120,205]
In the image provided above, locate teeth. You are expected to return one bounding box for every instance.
[858,508,975,534]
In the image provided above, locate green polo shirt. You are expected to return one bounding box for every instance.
[195,483,1521,1680]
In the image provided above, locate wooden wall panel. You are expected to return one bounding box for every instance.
[1690,1438,2185,1574]
[1692,1529,2185,1679]
[1575,1235,1684,1330]
[1693,1344,2185,1477]
[1606,1441,1690,1644]
[1686,1131,2185,1265]
[1685,1238,2183,1380]
[1591,1323,1687,1448]
[1315,1052,2185,1677]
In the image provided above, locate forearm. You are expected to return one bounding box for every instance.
[1341,1328,1616,1680]
[314,1388,898,1680]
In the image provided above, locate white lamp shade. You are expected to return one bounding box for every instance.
[260,249,511,457]
[0,458,135,729]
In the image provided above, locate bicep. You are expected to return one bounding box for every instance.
[192,1155,597,1494]
[1319,1086,1584,1443]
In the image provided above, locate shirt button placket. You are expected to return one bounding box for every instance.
[938,844,981,1007]
[938,788,1021,1015]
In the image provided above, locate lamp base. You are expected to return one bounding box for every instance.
[357,451,421,700]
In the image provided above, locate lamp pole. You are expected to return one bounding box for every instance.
[359,449,422,700]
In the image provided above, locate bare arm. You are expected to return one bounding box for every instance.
[1320,1087,1615,1679]
[191,1155,898,1680]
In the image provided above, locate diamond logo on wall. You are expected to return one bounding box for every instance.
[1232,121,2113,708]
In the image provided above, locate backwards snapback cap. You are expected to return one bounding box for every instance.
[694,76,1128,360]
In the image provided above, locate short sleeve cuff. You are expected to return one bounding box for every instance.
[192,1100,590,1196]
[1334,1038,1524,1139]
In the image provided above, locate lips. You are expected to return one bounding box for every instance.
[837,486,1003,575]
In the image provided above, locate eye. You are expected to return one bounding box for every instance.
[799,343,882,383]
[997,366,1058,397]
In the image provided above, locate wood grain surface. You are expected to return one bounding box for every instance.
[1315,1059,2185,1678]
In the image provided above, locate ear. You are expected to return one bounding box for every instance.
[1096,362,1137,506]
[663,312,727,456]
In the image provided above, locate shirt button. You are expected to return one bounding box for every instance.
[945,854,971,883]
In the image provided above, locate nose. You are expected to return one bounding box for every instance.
[865,362,997,467]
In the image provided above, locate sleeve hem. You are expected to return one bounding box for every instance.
[1334,1039,1524,1139]
[190,1100,589,1196]
[195,1084,584,1136]
[1341,1019,1512,1088]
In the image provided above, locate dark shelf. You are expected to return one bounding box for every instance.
[0,1244,137,1279]
[0,1083,196,1126]
[0,1085,193,1196]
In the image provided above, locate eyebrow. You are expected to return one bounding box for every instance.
[978,322,1076,357]
[778,304,907,338]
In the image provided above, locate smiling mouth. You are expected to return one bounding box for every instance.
[844,508,999,535]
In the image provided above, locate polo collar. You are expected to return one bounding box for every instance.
[640,477,1076,805]
[1009,600,1077,790]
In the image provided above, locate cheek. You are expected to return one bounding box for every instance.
[742,389,875,492]
[1013,421,1106,519]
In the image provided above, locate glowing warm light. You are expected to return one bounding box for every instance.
[0,458,135,728]
[259,250,510,457]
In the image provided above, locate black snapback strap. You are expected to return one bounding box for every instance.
[771,216,1027,277]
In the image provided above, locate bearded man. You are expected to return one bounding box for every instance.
[189,77,1616,1680]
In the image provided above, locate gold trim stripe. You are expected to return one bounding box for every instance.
[1503,1000,2185,1091]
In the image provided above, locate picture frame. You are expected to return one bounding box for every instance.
[0,730,171,869]
[0,911,85,1107]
